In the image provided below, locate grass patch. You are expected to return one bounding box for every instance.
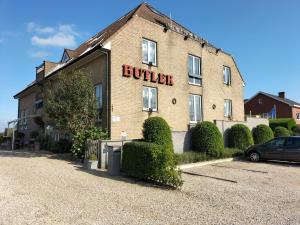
[174,148,243,165]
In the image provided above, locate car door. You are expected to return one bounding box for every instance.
[284,138,300,162]
[261,138,286,160]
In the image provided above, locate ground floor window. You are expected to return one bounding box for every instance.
[296,113,300,120]
[189,94,202,123]
[143,86,157,111]
[224,99,232,117]
[94,84,103,110]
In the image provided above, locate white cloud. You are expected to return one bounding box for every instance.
[29,51,51,58]
[27,22,79,48]
[31,33,76,48]
[27,22,55,34]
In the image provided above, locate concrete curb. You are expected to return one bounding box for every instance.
[178,157,242,170]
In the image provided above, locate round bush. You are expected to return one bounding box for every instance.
[252,124,274,144]
[228,124,253,150]
[274,126,290,137]
[191,121,224,157]
[143,117,173,148]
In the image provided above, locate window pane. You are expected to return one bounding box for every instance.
[194,57,200,76]
[195,95,200,121]
[150,88,157,110]
[224,101,228,116]
[143,87,149,109]
[95,85,102,109]
[142,40,148,62]
[188,55,193,75]
[148,41,156,64]
[189,95,195,122]
[194,78,201,85]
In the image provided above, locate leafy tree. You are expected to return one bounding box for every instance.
[44,70,97,135]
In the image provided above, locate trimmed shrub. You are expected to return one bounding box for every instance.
[252,124,274,144]
[274,126,290,137]
[191,121,224,157]
[123,117,182,188]
[143,117,173,148]
[122,141,182,188]
[228,124,253,150]
[269,118,296,131]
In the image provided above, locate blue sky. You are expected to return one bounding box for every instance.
[0,0,300,131]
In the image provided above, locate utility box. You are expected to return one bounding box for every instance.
[107,146,121,176]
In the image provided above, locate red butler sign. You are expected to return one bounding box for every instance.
[122,64,174,86]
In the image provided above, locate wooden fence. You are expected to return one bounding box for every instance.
[86,140,102,160]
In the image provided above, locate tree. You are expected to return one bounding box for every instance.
[44,70,97,135]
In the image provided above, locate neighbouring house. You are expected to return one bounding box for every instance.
[245,91,300,124]
[14,3,246,149]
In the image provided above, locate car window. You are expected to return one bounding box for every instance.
[266,138,285,147]
[285,138,294,147]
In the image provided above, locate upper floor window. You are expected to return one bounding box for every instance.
[296,113,300,120]
[188,55,201,85]
[143,86,157,111]
[94,84,103,110]
[258,98,263,104]
[34,99,43,112]
[224,99,232,117]
[223,66,231,85]
[142,38,157,66]
[189,94,202,123]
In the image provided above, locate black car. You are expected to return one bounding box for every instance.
[245,137,300,162]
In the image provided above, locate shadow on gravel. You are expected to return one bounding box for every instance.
[0,149,172,190]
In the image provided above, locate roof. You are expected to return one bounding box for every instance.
[246,91,300,108]
[15,2,245,98]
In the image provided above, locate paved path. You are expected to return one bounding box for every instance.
[0,150,299,225]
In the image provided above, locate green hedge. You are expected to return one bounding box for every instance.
[269,118,296,131]
[228,124,253,150]
[143,117,173,148]
[274,126,290,137]
[122,117,182,188]
[122,141,182,188]
[252,124,274,144]
[191,121,224,157]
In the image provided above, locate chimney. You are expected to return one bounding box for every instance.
[278,92,285,98]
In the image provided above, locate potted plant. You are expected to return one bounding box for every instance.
[84,153,98,170]
[30,131,40,151]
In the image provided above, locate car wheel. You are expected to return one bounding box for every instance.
[249,152,260,162]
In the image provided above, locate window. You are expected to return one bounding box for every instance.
[266,138,285,148]
[224,99,232,117]
[258,98,263,104]
[296,113,300,120]
[142,38,157,66]
[143,86,157,111]
[34,99,43,112]
[223,66,231,85]
[189,95,202,123]
[94,84,103,110]
[188,55,201,85]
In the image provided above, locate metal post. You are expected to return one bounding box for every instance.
[11,126,15,151]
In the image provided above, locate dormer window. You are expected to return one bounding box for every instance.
[61,51,70,63]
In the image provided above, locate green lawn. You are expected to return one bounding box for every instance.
[174,148,244,165]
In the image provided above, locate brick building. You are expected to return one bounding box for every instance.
[245,91,300,124]
[14,3,245,143]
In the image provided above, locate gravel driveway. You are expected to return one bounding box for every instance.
[0,150,299,225]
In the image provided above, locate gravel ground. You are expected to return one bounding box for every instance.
[0,150,299,225]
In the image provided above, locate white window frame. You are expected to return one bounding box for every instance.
[142,38,157,66]
[258,98,263,104]
[223,66,231,85]
[224,99,232,117]
[188,54,201,86]
[189,94,202,123]
[143,86,157,112]
[296,113,300,120]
